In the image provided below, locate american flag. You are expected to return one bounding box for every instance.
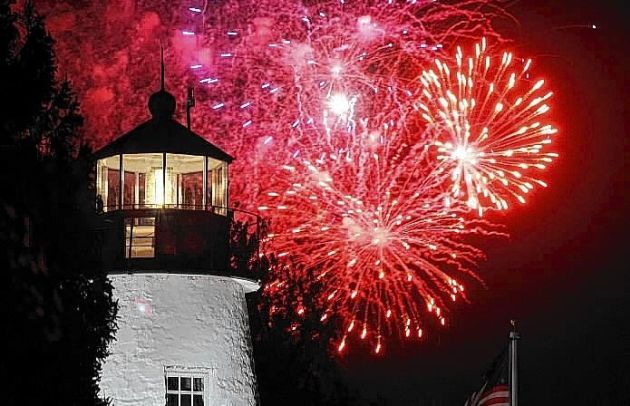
[464,347,510,406]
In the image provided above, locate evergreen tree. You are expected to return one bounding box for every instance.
[0,2,117,405]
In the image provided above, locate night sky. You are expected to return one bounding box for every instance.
[345,1,629,404]
[34,0,629,404]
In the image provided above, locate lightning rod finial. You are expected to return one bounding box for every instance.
[160,44,165,91]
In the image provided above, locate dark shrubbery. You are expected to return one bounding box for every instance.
[0,2,117,404]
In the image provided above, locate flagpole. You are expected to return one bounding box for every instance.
[509,320,520,406]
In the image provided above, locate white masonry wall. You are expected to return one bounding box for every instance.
[100,273,258,406]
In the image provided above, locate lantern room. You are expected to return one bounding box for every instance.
[95,145,229,213]
[94,89,232,213]
[93,86,234,272]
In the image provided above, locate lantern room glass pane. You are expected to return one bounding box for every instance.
[96,155,120,212]
[166,154,204,209]
[121,153,163,208]
[123,170,136,209]
[207,158,228,216]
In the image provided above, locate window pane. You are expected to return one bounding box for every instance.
[181,377,191,391]
[213,166,222,210]
[181,394,191,406]
[208,159,227,215]
[167,154,204,209]
[98,155,121,211]
[206,160,213,211]
[138,173,146,207]
[193,394,204,406]
[123,170,136,209]
[96,158,111,211]
[107,167,120,210]
[193,378,203,391]
[121,153,163,208]
[181,172,203,209]
[167,376,179,390]
[166,394,179,406]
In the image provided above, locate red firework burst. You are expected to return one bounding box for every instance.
[257,117,503,352]
[418,38,558,215]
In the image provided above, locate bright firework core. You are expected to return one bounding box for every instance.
[370,227,390,247]
[452,144,478,165]
[328,94,352,116]
[342,217,391,247]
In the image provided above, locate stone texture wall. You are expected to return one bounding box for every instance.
[100,273,258,405]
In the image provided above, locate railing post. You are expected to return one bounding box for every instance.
[203,157,207,210]
[162,153,166,207]
[118,154,123,210]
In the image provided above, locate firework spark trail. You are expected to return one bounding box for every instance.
[418,38,558,215]
[258,118,503,353]
[177,0,511,204]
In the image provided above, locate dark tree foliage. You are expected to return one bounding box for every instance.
[0,2,117,405]
[229,218,364,405]
[229,215,268,279]
[248,261,358,405]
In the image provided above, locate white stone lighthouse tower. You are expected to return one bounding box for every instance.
[94,63,258,405]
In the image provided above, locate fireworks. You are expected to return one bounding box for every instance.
[39,0,558,353]
[258,121,498,353]
[173,0,510,199]
[418,38,558,215]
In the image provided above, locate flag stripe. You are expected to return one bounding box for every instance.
[478,385,509,406]
[480,388,509,399]
[480,399,509,406]
[465,346,510,406]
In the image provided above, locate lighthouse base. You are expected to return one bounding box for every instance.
[100,273,258,406]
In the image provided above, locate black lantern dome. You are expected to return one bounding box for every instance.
[148,89,176,119]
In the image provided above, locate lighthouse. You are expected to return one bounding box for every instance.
[95,58,259,405]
